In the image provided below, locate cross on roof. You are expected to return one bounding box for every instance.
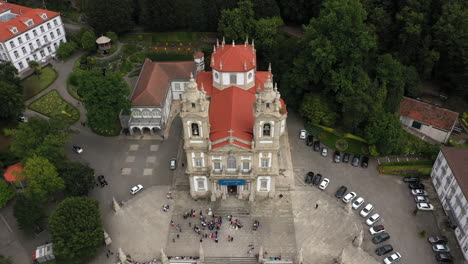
[228,129,235,137]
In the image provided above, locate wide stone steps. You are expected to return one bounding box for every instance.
[214,207,250,217]
[203,257,258,264]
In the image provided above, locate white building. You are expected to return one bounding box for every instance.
[0,1,66,72]
[399,97,459,143]
[431,146,468,260]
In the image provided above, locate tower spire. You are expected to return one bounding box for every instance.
[268,63,271,73]
[222,37,225,49]
[213,45,216,53]
[252,39,255,51]
[216,38,219,47]
[232,39,235,47]
[244,36,248,48]
[264,73,273,90]
[244,61,247,70]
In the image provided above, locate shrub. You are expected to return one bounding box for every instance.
[0,179,15,208]
[56,42,78,60]
[106,31,118,42]
[119,59,133,74]
[68,72,79,86]
[123,44,140,56]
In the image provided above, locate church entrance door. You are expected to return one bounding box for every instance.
[227,185,237,194]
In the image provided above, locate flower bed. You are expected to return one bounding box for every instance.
[28,90,80,124]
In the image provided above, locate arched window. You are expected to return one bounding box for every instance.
[191,123,199,136]
[263,123,271,136]
[227,156,236,170]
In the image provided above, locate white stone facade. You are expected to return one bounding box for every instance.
[0,14,66,72]
[431,151,468,259]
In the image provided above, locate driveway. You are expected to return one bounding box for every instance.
[287,111,442,264]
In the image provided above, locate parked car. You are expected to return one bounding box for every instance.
[433,244,450,253]
[342,192,357,203]
[170,158,177,169]
[306,135,314,146]
[335,186,347,198]
[312,173,322,186]
[313,141,321,151]
[300,130,306,139]
[375,244,393,256]
[72,145,83,154]
[435,253,453,262]
[319,178,330,190]
[130,184,144,195]
[403,176,420,183]
[369,225,385,235]
[360,203,374,217]
[383,252,401,264]
[342,153,350,163]
[372,232,390,244]
[352,197,364,209]
[366,213,381,226]
[411,189,428,196]
[18,116,28,122]
[417,202,434,211]
[333,151,341,163]
[321,147,328,157]
[305,172,314,184]
[414,195,429,203]
[351,154,360,167]
[409,182,425,189]
[97,175,108,187]
[428,236,448,244]
[361,156,369,168]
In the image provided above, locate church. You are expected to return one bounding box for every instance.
[180,38,287,202]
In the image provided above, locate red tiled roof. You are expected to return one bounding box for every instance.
[440,147,468,198]
[399,97,459,131]
[131,59,195,106]
[0,1,60,42]
[3,162,25,182]
[211,44,256,72]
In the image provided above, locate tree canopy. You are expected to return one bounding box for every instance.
[0,180,15,208]
[81,30,97,52]
[59,162,95,197]
[0,62,23,120]
[23,155,64,203]
[13,194,45,233]
[49,197,103,263]
[86,0,134,34]
[218,1,256,41]
[300,94,337,127]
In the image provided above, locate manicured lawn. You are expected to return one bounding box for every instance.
[22,66,58,100]
[29,90,80,124]
[307,124,369,155]
[121,32,206,44]
[378,160,434,177]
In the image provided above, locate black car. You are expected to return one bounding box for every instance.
[97,175,108,187]
[372,232,390,244]
[312,173,322,185]
[435,253,454,263]
[428,236,448,244]
[313,141,321,151]
[335,186,347,198]
[306,135,314,146]
[342,153,350,163]
[361,156,369,168]
[351,155,360,167]
[409,182,425,189]
[375,244,393,256]
[305,172,314,184]
[403,176,420,183]
[333,151,341,163]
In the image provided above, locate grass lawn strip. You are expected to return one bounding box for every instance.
[378,160,433,177]
[29,89,80,124]
[22,66,58,100]
[306,123,369,155]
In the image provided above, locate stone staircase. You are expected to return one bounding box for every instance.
[213,197,251,217]
[203,257,258,264]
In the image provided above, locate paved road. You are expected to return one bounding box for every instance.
[287,111,444,264]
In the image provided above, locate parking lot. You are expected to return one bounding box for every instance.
[287,112,457,264]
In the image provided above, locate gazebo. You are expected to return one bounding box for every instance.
[96,35,112,52]
[3,162,26,189]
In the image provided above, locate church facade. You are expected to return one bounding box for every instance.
[180,39,287,201]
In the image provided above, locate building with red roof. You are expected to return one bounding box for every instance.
[399,96,459,143]
[180,39,288,202]
[0,1,66,72]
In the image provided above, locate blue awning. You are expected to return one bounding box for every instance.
[218,179,246,186]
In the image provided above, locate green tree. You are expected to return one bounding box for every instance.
[254,16,283,52]
[59,162,95,196]
[253,0,280,19]
[140,0,177,31]
[375,54,406,113]
[300,94,337,126]
[403,65,421,97]
[0,62,20,86]
[276,0,323,25]
[86,0,134,33]
[0,81,24,120]
[27,60,41,75]
[0,179,15,208]
[13,194,45,233]
[218,0,256,42]
[56,42,78,60]
[106,31,118,42]
[364,111,404,155]
[81,30,97,52]
[361,0,398,52]
[49,197,103,263]
[0,255,13,264]
[23,155,64,203]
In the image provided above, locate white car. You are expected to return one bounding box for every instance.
[384,252,401,264]
[342,192,357,203]
[414,195,428,203]
[319,178,330,190]
[411,189,428,196]
[360,203,374,217]
[72,145,83,154]
[352,197,364,209]
[369,224,385,234]
[366,213,381,226]
[321,147,328,157]
[130,184,144,195]
[417,202,434,211]
[432,244,450,252]
[300,130,306,139]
